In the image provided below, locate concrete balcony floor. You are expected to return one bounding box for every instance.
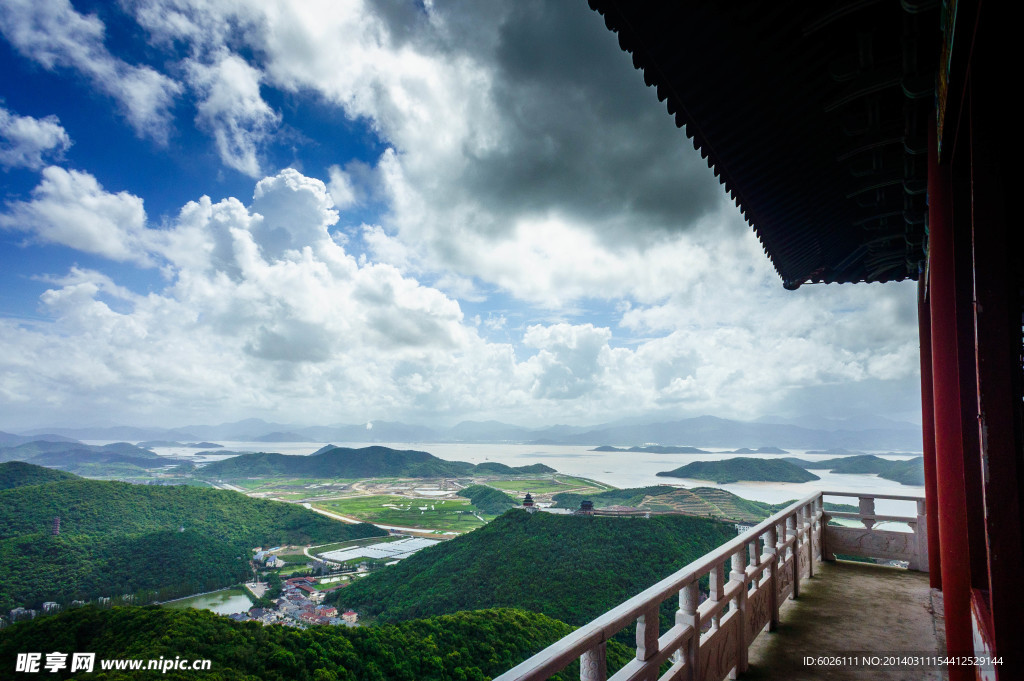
[742,560,946,680]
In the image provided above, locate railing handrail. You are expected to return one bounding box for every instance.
[495,491,821,681]
[822,490,925,502]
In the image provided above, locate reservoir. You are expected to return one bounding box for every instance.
[163,588,253,615]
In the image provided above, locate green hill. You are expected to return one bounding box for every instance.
[656,458,819,483]
[474,461,557,475]
[200,446,475,479]
[0,441,171,475]
[0,606,630,681]
[0,479,385,611]
[200,445,557,480]
[333,509,736,629]
[456,484,520,514]
[883,458,925,485]
[550,485,674,509]
[551,485,781,523]
[0,461,79,490]
[785,454,924,486]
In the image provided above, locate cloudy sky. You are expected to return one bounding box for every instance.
[0,0,922,431]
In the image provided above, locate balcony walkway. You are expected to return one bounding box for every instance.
[742,560,946,680]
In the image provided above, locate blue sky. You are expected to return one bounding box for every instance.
[0,0,922,431]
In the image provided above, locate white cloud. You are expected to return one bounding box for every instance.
[327,164,357,209]
[0,0,181,141]
[0,167,151,264]
[0,1,923,427]
[185,51,280,177]
[0,106,71,169]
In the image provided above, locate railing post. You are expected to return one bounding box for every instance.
[730,547,749,675]
[636,604,659,680]
[821,498,834,561]
[787,514,800,598]
[748,536,758,585]
[803,503,814,579]
[914,499,928,572]
[709,562,725,629]
[763,525,779,631]
[678,582,700,680]
[813,496,824,561]
[858,495,876,530]
[580,642,607,681]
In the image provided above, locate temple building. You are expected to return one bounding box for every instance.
[497,2,1016,679]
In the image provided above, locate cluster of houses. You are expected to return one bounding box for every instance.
[229,577,358,628]
[252,549,285,569]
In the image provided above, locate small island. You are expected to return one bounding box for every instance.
[656,458,820,484]
[727,446,788,454]
[591,445,709,454]
[784,454,924,486]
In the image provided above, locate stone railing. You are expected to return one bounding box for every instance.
[494,490,927,681]
[821,491,928,571]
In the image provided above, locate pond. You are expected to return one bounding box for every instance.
[163,588,253,615]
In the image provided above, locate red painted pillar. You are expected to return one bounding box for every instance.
[917,283,941,588]
[927,120,973,672]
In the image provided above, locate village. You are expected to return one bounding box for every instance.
[228,575,359,628]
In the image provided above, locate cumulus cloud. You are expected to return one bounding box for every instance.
[0,166,921,426]
[0,0,181,141]
[0,106,71,169]
[0,167,151,264]
[119,0,727,306]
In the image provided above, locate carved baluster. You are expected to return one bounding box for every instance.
[730,547,749,675]
[914,499,928,572]
[787,514,800,598]
[859,495,876,530]
[710,561,725,629]
[813,496,824,561]
[636,603,659,681]
[804,504,814,578]
[763,525,779,631]
[580,642,607,681]
[678,582,700,681]
[748,537,758,591]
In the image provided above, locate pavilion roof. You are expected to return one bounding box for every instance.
[588,0,939,288]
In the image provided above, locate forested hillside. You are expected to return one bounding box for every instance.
[456,484,520,514]
[334,509,735,630]
[200,445,556,479]
[785,454,925,485]
[0,461,78,490]
[0,606,631,681]
[0,479,385,610]
[656,458,819,483]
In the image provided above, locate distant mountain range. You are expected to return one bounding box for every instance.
[17,413,923,451]
[0,441,174,475]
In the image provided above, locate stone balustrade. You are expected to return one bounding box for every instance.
[494,490,927,681]
[821,491,929,571]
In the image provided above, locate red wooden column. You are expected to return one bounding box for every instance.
[927,120,972,672]
[917,283,941,587]
[967,16,1022,672]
